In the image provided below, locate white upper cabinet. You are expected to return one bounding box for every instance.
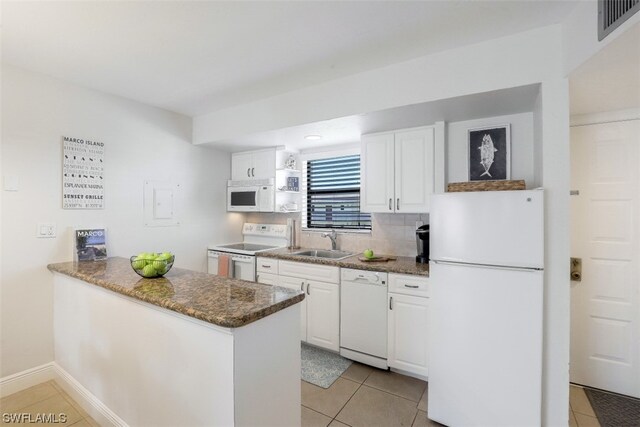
[361,125,443,213]
[252,149,276,179]
[231,152,254,180]
[394,128,435,213]
[360,133,395,212]
[231,149,276,180]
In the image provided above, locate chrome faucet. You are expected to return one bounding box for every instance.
[321,230,338,250]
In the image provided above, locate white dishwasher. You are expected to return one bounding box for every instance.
[340,268,388,369]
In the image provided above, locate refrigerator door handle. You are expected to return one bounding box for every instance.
[432,260,544,272]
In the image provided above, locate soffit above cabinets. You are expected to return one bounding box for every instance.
[210,84,540,153]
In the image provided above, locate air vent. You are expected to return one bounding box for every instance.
[599,0,640,40]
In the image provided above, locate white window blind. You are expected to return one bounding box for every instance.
[303,154,371,230]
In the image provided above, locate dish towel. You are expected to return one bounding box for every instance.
[218,254,230,277]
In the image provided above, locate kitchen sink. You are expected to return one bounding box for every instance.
[292,249,353,260]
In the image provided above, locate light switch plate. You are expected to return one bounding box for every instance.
[36,223,57,238]
[4,175,19,192]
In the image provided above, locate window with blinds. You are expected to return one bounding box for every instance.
[305,155,371,230]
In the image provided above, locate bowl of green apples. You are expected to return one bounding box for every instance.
[130,252,175,278]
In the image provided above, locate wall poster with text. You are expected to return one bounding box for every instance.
[62,136,104,209]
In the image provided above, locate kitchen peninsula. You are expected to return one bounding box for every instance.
[48,257,304,427]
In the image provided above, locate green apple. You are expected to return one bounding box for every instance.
[158,252,172,260]
[142,264,157,278]
[131,257,146,270]
[363,249,374,259]
[155,264,168,275]
[153,259,167,271]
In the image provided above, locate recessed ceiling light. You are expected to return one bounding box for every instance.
[304,135,322,141]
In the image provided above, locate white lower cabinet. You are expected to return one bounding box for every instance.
[257,259,340,351]
[305,279,340,351]
[277,274,308,342]
[387,292,429,378]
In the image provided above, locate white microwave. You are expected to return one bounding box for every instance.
[227,179,275,212]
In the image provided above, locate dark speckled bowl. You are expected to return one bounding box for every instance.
[130,255,175,278]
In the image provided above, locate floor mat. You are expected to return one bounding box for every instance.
[301,343,352,388]
[584,387,640,427]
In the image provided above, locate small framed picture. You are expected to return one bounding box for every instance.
[468,124,510,181]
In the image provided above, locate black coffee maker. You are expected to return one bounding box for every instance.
[415,224,430,264]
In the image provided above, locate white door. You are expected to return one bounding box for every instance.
[394,127,434,213]
[231,152,253,180]
[361,133,395,213]
[387,293,429,377]
[278,275,307,342]
[251,149,276,179]
[306,280,340,351]
[570,120,640,398]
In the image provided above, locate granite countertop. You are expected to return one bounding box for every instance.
[259,248,429,276]
[47,257,305,328]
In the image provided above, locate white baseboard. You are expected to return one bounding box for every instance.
[0,363,56,398]
[0,362,127,427]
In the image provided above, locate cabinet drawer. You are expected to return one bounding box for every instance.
[256,272,278,286]
[279,260,340,284]
[389,273,429,297]
[257,257,278,274]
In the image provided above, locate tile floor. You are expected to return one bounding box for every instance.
[569,385,601,427]
[0,374,600,426]
[302,363,439,427]
[301,364,603,427]
[0,381,98,426]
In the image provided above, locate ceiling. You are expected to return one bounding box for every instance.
[212,84,540,152]
[570,23,640,116]
[2,1,576,117]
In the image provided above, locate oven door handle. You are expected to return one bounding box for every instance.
[231,256,254,263]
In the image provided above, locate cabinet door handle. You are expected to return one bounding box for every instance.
[389,296,393,310]
[251,167,255,177]
[404,284,419,289]
[397,198,400,211]
[247,168,250,177]
[306,283,311,295]
[261,265,271,269]
[389,198,392,210]
[300,281,304,291]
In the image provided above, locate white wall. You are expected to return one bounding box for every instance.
[446,112,535,187]
[194,25,563,145]
[562,1,640,75]
[0,65,241,377]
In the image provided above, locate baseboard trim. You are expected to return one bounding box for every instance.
[0,362,128,427]
[0,363,56,398]
[52,363,128,427]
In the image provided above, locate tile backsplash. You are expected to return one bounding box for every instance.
[243,212,428,257]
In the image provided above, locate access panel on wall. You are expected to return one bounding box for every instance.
[62,136,104,209]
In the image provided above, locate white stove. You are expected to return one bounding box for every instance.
[207,223,288,281]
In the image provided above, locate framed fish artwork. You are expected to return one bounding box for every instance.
[468,124,511,181]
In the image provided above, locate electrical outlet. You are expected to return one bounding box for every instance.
[36,223,56,238]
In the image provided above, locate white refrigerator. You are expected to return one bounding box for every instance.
[428,190,544,427]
